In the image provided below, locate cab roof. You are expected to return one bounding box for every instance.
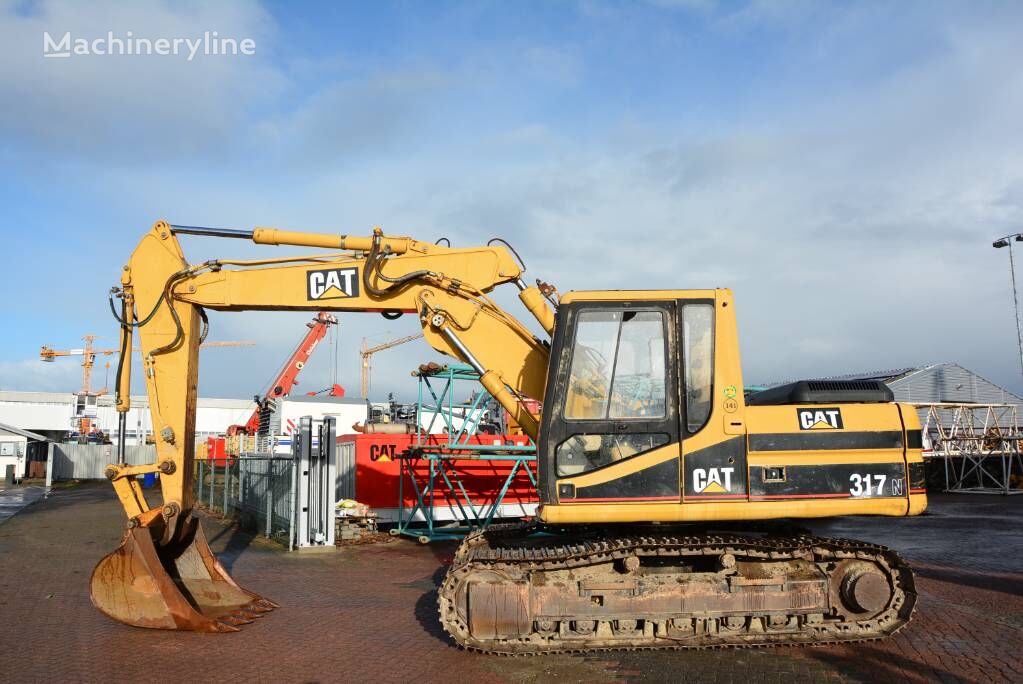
[560,289,729,304]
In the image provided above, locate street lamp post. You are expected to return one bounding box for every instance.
[992,233,1023,384]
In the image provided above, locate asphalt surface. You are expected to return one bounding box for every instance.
[0,482,1020,683]
[0,484,44,524]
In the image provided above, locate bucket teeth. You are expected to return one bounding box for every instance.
[246,601,275,614]
[220,614,254,627]
[213,620,243,632]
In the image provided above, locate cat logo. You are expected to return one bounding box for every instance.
[692,467,734,494]
[797,407,844,430]
[307,267,359,301]
[370,444,397,462]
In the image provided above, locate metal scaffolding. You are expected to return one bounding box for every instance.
[395,364,538,542]
[918,403,1023,495]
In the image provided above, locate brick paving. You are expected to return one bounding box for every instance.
[0,483,1020,683]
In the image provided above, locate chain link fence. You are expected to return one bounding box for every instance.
[194,454,298,547]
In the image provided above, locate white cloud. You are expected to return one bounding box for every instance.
[0,0,283,161]
[4,0,1023,404]
[0,357,83,393]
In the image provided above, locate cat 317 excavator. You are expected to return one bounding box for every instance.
[92,220,926,653]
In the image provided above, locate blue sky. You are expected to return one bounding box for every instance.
[2,0,1023,399]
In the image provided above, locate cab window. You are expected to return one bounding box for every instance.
[556,433,670,477]
[564,310,666,420]
[682,303,714,432]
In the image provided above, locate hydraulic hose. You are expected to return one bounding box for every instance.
[362,233,433,298]
[113,297,130,410]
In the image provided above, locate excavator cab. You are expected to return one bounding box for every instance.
[535,289,925,524]
[537,291,725,513]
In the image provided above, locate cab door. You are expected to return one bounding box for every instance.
[537,300,682,504]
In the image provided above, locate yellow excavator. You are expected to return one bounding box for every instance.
[92,220,926,652]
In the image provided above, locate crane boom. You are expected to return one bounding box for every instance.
[228,312,338,435]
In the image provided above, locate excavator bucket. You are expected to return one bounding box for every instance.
[90,514,276,632]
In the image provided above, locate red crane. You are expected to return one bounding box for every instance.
[227,312,341,435]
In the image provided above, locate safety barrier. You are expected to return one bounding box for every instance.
[194,454,298,545]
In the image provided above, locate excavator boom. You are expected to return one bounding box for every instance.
[93,220,556,631]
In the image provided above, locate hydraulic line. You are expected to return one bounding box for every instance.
[362,232,434,298]
[115,295,130,463]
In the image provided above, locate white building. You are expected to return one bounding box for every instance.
[269,395,369,452]
[0,423,48,479]
[0,390,255,445]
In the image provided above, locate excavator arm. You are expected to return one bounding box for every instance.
[92,220,556,632]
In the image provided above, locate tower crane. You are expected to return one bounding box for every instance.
[360,332,423,398]
[41,336,255,395]
[42,335,254,441]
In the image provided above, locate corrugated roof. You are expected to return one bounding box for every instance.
[810,367,919,383]
[762,362,1023,405]
[280,395,367,406]
[0,422,49,441]
[888,363,1023,404]
[769,361,1023,404]
[764,367,917,388]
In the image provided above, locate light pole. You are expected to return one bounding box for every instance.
[992,233,1023,384]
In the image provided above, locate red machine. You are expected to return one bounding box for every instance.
[226,312,339,436]
[206,435,228,466]
[338,433,538,522]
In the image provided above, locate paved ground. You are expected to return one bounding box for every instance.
[0,483,1020,683]
[0,484,45,524]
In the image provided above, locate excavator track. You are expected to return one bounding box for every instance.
[438,523,915,654]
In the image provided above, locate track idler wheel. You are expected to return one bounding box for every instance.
[830,560,893,620]
[90,513,276,632]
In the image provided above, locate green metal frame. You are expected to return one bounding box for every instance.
[395,364,538,543]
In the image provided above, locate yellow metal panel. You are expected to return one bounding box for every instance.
[748,451,907,466]
[679,290,746,498]
[539,496,912,524]
[746,403,904,435]
[561,289,721,303]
